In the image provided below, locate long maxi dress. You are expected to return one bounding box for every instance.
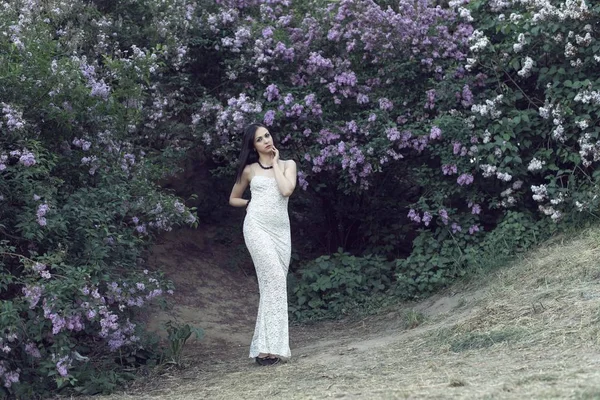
[243,173,292,359]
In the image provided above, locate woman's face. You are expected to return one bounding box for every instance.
[253,127,273,154]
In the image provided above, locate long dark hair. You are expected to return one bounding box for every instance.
[235,123,274,183]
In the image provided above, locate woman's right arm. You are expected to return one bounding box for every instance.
[229,165,251,207]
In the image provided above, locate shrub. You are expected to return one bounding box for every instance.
[288,251,394,320]
[0,0,198,396]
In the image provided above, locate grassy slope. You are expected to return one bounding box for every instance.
[89,227,600,399]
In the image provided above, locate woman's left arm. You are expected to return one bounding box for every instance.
[272,153,297,197]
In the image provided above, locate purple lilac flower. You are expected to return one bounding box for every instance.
[124,154,135,166]
[2,103,25,131]
[287,103,304,117]
[32,262,46,272]
[457,173,474,186]
[357,93,369,104]
[451,223,462,233]
[99,312,119,338]
[56,356,71,377]
[264,84,279,101]
[108,335,124,351]
[346,120,358,133]
[262,26,274,38]
[461,84,473,107]
[146,288,163,300]
[304,94,316,107]
[81,156,96,166]
[327,28,341,41]
[19,150,36,167]
[453,142,462,155]
[442,164,457,175]
[37,203,49,226]
[425,89,436,109]
[2,369,19,388]
[469,225,480,235]
[378,97,393,111]
[429,126,442,140]
[297,171,308,190]
[25,342,41,358]
[334,71,357,87]
[263,110,275,126]
[90,80,110,99]
[407,209,421,223]
[86,309,97,320]
[273,42,295,61]
[283,93,294,105]
[439,209,449,225]
[386,127,400,141]
[48,313,66,334]
[422,212,432,226]
[471,204,481,214]
[37,203,49,217]
[22,285,43,309]
[80,63,96,80]
[173,201,185,214]
[306,52,334,73]
[66,314,84,331]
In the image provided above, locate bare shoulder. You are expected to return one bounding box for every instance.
[241,164,254,180]
[282,159,296,174]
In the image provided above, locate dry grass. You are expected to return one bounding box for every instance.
[86,228,600,400]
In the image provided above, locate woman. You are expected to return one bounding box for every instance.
[229,123,297,366]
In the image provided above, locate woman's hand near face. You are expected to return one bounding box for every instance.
[272,146,280,164]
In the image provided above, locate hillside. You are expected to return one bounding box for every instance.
[92,226,600,399]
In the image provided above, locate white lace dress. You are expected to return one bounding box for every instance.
[244,175,292,359]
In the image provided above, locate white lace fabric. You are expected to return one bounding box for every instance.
[244,175,291,358]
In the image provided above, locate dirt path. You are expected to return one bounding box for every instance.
[96,227,600,399]
[143,226,259,354]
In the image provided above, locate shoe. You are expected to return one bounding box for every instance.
[255,356,280,366]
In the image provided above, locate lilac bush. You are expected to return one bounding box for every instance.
[188,0,478,256]
[195,0,473,191]
[189,0,599,299]
[395,0,600,294]
[0,0,197,396]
